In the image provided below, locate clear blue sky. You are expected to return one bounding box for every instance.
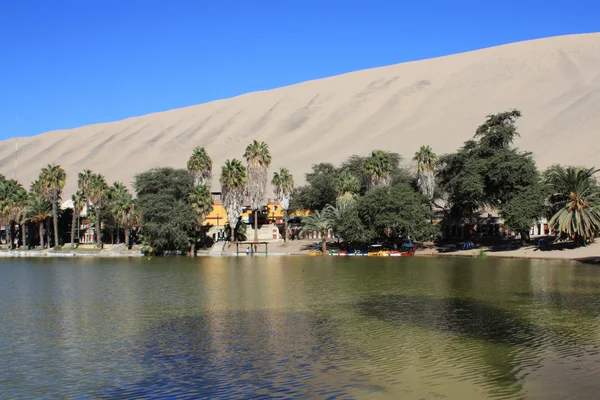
[1,0,598,139]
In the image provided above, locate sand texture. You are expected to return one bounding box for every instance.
[1,33,599,195]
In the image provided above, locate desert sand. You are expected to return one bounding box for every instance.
[1,33,599,195]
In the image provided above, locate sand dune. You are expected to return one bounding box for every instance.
[1,33,600,195]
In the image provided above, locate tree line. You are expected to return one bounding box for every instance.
[291,110,600,250]
[2,109,597,254]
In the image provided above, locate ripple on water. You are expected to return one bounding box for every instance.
[98,311,382,399]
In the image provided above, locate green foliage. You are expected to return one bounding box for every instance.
[290,163,338,211]
[134,168,196,255]
[187,146,212,186]
[547,166,600,245]
[357,183,439,245]
[437,110,539,222]
[500,183,545,240]
[224,218,247,242]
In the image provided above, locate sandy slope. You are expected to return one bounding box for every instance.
[1,33,600,195]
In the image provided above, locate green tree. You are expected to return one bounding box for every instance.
[70,191,85,248]
[134,168,196,255]
[547,167,600,246]
[108,182,137,247]
[187,146,212,187]
[26,193,51,249]
[0,179,27,249]
[301,207,334,252]
[88,174,109,248]
[289,163,338,211]
[38,164,66,247]
[220,159,247,242]
[413,145,437,200]
[244,140,272,242]
[188,184,213,256]
[500,183,545,242]
[272,167,294,242]
[437,110,538,225]
[78,169,93,218]
[364,150,394,190]
[357,183,438,245]
[334,170,360,207]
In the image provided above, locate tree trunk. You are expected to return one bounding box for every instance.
[95,209,103,249]
[21,223,26,249]
[70,211,76,248]
[39,223,45,249]
[229,223,234,242]
[125,228,130,249]
[283,209,287,242]
[45,219,51,247]
[254,209,259,242]
[321,236,327,253]
[52,201,60,248]
[7,222,13,250]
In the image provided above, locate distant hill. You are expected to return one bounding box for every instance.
[2,32,599,195]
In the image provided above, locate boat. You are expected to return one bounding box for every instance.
[338,250,348,256]
[309,251,323,256]
[389,243,416,257]
[328,250,339,256]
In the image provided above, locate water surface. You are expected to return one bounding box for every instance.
[1,256,600,399]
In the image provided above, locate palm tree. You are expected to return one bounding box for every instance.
[38,164,66,247]
[187,146,213,187]
[272,167,294,242]
[413,145,437,200]
[364,150,393,190]
[108,182,132,244]
[11,185,28,249]
[300,207,334,252]
[334,170,360,207]
[220,159,247,242]
[188,184,213,256]
[70,191,85,248]
[26,193,51,249]
[78,169,93,219]
[548,166,600,246]
[88,174,109,248]
[244,140,272,242]
[0,179,27,249]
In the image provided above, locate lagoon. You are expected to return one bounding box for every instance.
[1,257,600,399]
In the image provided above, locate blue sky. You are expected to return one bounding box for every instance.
[1,0,598,140]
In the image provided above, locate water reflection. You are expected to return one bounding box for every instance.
[100,311,378,399]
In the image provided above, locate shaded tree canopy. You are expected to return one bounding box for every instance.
[437,110,539,223]
[134,168,196,255]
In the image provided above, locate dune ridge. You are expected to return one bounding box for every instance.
[2,32,600,195]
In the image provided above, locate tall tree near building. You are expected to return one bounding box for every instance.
[26,192,51,249]
[70,191,85,248]
[188,184,213,256]
[271,167,294,242]
[413,145,437,200]
[364,150,393,190]
[220,159,247,242]
[38,164,66,247]
[187,146,212,187]
[244,140,272,242]
[88,174,109,248]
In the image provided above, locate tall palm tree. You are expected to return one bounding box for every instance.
[548,166,600,246]
[88,174,109,248]
[413,145,437,200]
[220,159,247,242]
[300,207,335,253]
[121,200,139,250]
[244,140,272,242]
[11,185,28,249]
[109,182,132,244]
[188,184,213,256]
[272,167,294,242]
[334,170,360,207]
[26,193,51,249]
[0,179,27,249]
[364,150,393,190]
[187,147,213,187]
[38,164,66,247]
[78,169,93,219]
[70,191,85,248]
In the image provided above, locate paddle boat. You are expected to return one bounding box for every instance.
[389,243,416,257]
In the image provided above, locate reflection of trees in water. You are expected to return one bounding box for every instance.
[99,311,380,399]
[357,294,600,399]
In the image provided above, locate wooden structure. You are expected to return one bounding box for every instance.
[235,241,269,256]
